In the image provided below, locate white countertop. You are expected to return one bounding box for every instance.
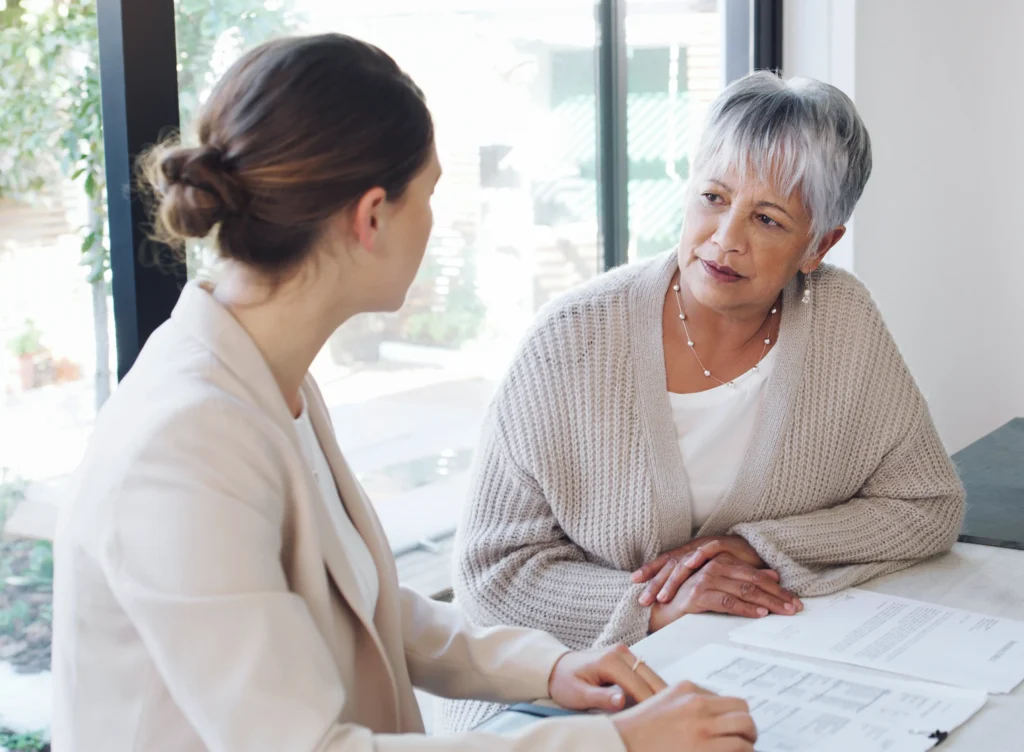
[631,542,1024,749]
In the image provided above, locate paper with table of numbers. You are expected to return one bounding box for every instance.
[729,588,1024,694]
[662,644,986,752]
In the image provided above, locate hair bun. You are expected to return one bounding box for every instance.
[155,143,248,239]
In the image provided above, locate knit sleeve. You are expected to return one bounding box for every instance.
[453,412,652,651]
[731,376,965,597]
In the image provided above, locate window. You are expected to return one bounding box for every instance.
[174,1,604,557]
[162,2,763,565]
[626,0,722,260]
[1,0,110,742]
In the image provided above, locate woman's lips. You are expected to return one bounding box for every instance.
[701,259,745,283]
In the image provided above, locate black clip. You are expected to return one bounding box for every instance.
[928,730,950,746]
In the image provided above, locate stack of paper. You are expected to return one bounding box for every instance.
[729,589,1024,694]
[662,644,986,752]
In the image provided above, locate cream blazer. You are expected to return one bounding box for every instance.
[52,282,624,751]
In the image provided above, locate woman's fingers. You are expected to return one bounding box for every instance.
[655,556,704,603]
[695,579,772,619]
[702,695,753,716]
[706,739,756,752]
[724,572,795,615]
[632,554,672,583]
[632,547,690,584]
[639,559,679,606]
[710,711,759,744]
[632,656,669,694]
[577,683,628,712]
[715,562,801,611]
[597,646,664,703]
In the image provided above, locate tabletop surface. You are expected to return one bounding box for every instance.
[631,542,1024,749]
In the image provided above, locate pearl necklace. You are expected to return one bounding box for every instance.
[671,275,779,388]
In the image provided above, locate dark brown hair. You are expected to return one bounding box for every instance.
[141,34,434,275]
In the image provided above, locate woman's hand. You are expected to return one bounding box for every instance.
[634,536,780,607]
[613,681,757,752]
[548,644,669,712]
[648,554,802,633]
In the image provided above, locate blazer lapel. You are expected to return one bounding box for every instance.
[171,283,402,726]
[170,282,295,428]
[301,380,401,705]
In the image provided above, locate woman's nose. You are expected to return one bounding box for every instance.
[710,210,747,254]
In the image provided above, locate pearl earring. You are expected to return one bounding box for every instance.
[802,274,811,304]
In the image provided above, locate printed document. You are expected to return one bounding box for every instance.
[730,589,1024,693]
[662,644,986,752]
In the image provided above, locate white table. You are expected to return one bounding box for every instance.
[630,542,1024,749]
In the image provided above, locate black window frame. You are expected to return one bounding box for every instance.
[97,0,782,378]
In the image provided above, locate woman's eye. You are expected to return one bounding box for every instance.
[701,192,723,204]
[756,213,781,228]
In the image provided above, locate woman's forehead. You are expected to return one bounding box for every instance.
[699,163,804,206]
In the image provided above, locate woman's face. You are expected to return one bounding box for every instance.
[678,165,841,316]
[336,144,442,314]
[373,145,442,311]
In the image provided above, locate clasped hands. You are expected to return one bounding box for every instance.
[632,536,803,632]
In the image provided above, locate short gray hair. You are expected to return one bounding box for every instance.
[691,71,872,251]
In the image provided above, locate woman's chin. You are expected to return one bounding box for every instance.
[688,275,745,311]
[385,289,411,314]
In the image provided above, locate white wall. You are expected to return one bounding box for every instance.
[783,0,856,271]
[784,0,1024,452]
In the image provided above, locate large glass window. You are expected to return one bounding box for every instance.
[1,0,109,742]
[174,1,605,557]
[168,0,733,572]
[627,0,723,260]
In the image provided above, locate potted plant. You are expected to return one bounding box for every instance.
[8,319,46,391]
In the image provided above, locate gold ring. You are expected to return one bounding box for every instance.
[632,657,645,673]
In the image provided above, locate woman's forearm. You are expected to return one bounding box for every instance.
[455,543,652,649]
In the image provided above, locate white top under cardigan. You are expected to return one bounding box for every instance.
[294,398,379,611]
[668,346,778,529]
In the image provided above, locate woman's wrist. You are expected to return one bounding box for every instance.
[648,602,672,633]
[546,649,573,697]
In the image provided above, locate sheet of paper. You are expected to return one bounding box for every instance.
[729,588,1024,693]
[662,644,986,752]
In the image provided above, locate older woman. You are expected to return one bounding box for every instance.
[442,71,965,732]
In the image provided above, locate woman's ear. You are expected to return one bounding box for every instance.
[351,187,388,253]
[801,226,846,274]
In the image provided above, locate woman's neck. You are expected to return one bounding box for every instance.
[674,276,777,355]
[212,262,359,417]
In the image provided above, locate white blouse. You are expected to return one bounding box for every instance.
[294,398,379,612]
[668,346,778,530]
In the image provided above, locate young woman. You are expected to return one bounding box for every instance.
[51,34,756,752]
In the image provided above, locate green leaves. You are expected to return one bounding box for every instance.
[0,0,101,206]
[79,221,107,283]
[1,0,299,286]
[0,728,49,752]
[83,171,96,199]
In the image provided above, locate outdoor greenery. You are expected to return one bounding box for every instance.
[0,0,298,410]
[396,235,486,349]
[6,321,44,359]
[0,728,48,752]
[0,470,26,530]
[0,534,54,674]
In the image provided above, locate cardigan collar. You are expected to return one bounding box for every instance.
[629,250,813,549]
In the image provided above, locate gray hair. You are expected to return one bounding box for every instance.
[691,71,872,253]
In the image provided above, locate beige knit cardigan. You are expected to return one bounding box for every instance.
[442,250,964,733]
